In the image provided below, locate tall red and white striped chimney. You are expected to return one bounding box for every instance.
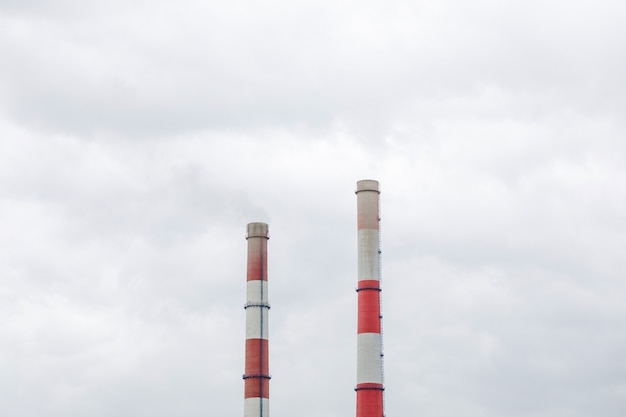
[244,222,270,417]
[355,180,385,417]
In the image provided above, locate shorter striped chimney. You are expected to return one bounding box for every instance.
[243,223,270,417]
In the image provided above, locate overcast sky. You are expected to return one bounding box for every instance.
[1,1,626,416]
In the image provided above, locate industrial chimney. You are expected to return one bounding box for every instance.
[355,180,385,417]
[243,222,270,417]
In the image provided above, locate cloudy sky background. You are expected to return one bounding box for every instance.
[1,0,626,416]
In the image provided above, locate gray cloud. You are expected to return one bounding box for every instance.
[1,0,624,136]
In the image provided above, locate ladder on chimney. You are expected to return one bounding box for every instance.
[378,210,386,417]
